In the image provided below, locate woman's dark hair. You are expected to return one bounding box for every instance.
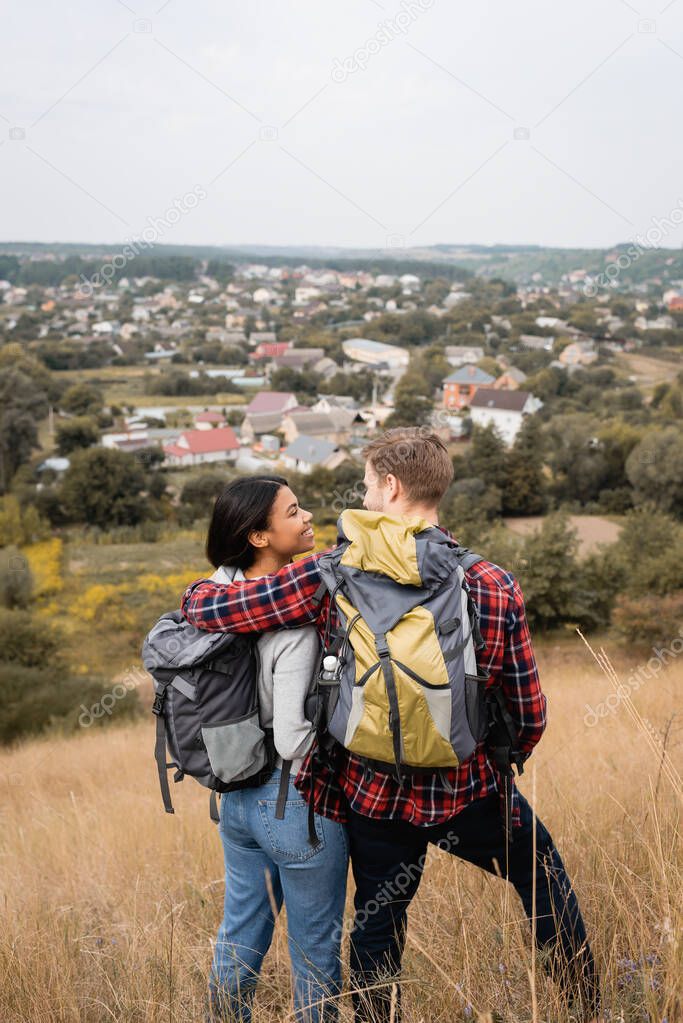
[206,475,289,570]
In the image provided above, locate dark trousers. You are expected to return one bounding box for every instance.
[347,792,599,1022]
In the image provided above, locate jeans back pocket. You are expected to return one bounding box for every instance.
[257,796,325,862]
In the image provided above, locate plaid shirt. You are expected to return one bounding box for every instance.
[181,538,547,829]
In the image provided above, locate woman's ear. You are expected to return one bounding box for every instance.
[247,529,269,550]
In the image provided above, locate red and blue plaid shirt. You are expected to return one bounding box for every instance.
[180,539,547,829]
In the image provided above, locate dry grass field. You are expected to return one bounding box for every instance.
[615,352,682,396]
[0,638,681,1023]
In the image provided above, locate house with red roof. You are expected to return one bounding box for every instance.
[163,426,240,466]
[249,341,292,363]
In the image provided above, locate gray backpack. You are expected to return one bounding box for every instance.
[309,511,525,841]
[142,610,280,821]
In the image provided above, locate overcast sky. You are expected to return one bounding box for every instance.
[2,0,683,252]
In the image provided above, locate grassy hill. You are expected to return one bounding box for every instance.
[0,638,680,1022]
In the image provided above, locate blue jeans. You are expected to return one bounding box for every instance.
[209,768,349,1023]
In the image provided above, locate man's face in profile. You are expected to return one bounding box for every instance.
[362,462,387,513]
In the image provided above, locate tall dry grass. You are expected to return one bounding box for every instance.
[0,638,681,1023]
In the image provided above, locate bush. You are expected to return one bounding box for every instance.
[0,661,140,744]
[0,495,50,546]
[596,486,633,515]
[0,609,65,668]
[611,591,683,649]
[0,610,141,743]
[0,545,34,609]
[608,509,683,597]
[180,473,228,513]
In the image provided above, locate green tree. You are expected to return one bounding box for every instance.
[477,356,502,379]
[384,392,433,428]
[320,370,376,402]
[60,448,152,527]
[288,463,363,522]
[502,417,547,516]
[55,416,100,455]
[567,304,598,333]
[544,414,611,505]
[514,513,592,629]
[524,366,567,403]
[206,259,235,284]
[270,367,321,398]
[626,428,683,517]
[0,367,49,493]
[60,382,104,417]
[442,478,503,543]
[456,423,507,491]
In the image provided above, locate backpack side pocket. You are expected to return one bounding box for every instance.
[201,709,269,784]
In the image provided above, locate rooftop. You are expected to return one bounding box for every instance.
[470,388,531,412]
[283,435,337,464]
[170,426,240,454]
[245,391,297,415]
[444,366,495,385]
[342,337,407,353]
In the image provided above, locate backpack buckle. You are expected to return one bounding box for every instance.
[152,693,165,716]
[374,635,390,659]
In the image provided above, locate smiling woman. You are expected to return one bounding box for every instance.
[199,475,348,1023]
[205,474,316,576]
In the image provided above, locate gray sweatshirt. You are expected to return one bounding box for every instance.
[210,564,319,774]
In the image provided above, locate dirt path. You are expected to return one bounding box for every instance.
[504,514,622,556]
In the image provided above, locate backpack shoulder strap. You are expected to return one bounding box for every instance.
[274,760,291,819]
[152,682,175,815]
[452,547,483,572]
[450,547,486,651]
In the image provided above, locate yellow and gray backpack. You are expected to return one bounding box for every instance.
[314,510,498,783]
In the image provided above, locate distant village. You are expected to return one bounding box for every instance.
[1,248,681,482]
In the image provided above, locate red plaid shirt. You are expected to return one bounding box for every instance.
[180,539,547,829]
